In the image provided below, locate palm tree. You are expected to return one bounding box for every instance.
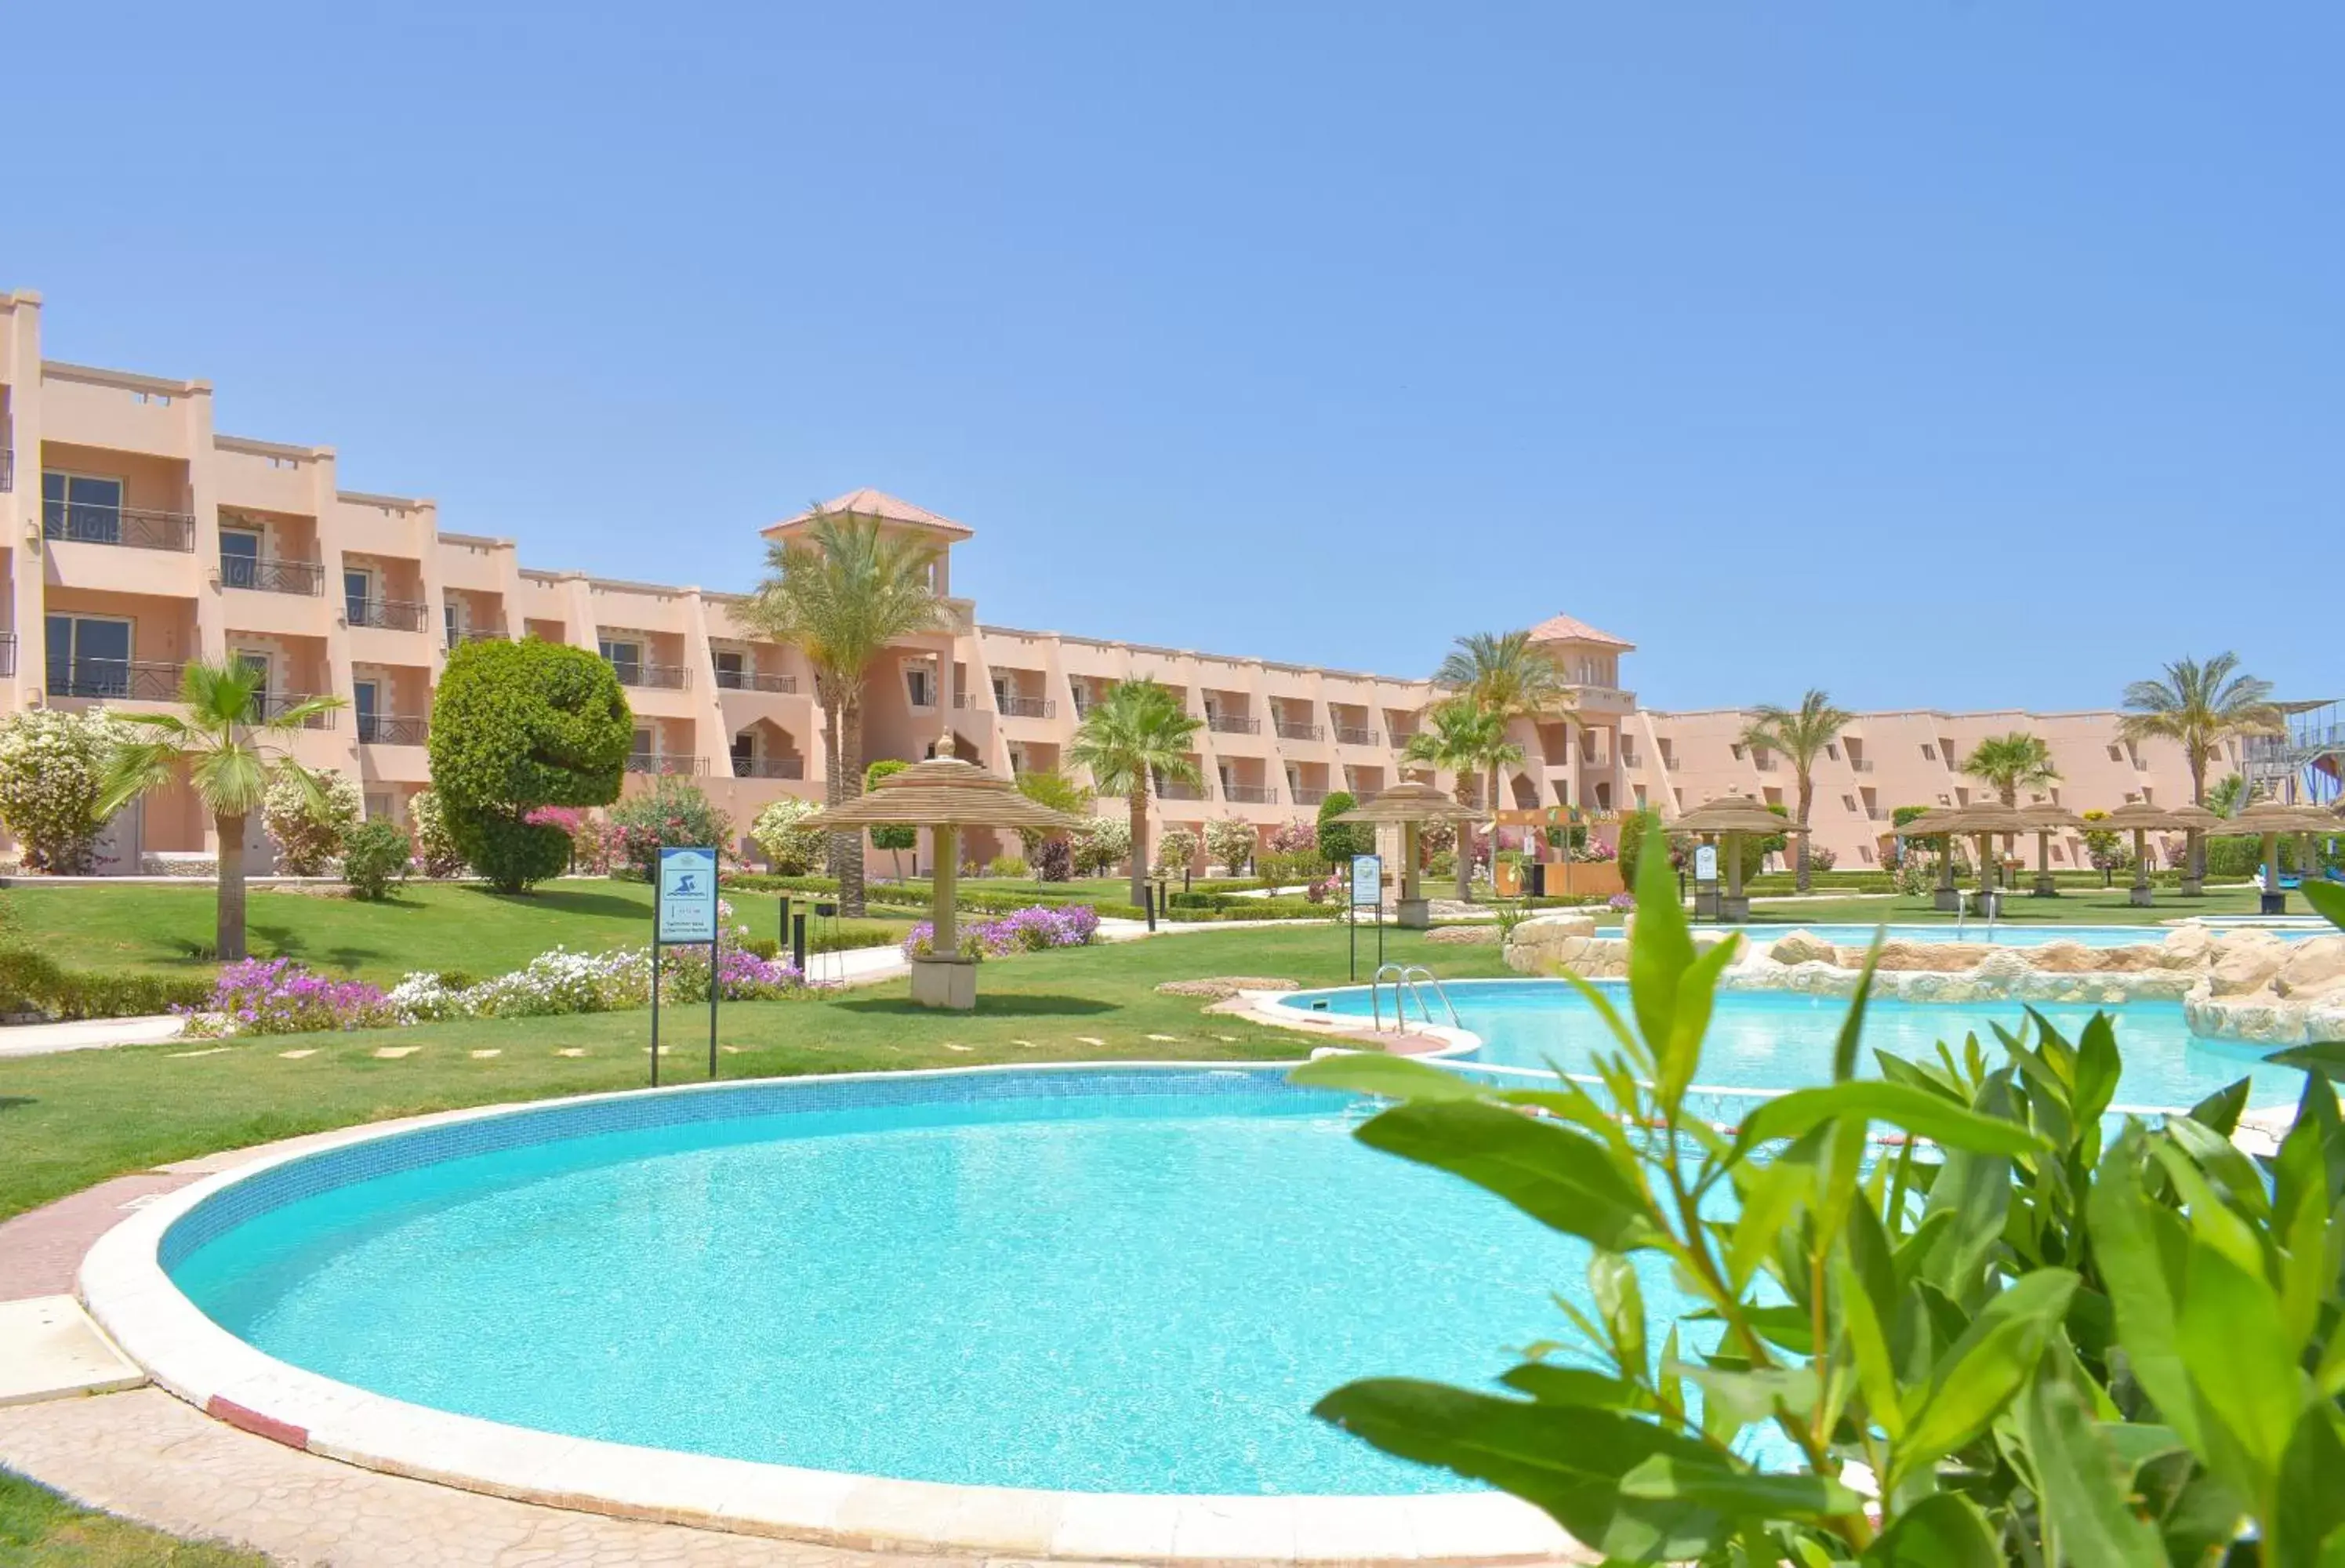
[1434,631,1574,901]
[1737,689,1853,891]
[1403,698,1517,900]
[2207,772,2249,818]
[1067,678,1203,909]
[744,509,943,916]
[1960,731,2061,806]
[97,659,343,961]
[2120,654,2285,884]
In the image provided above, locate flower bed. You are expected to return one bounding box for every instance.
[901,902,1102,962]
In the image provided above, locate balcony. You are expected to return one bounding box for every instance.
[223,556,325,596]
[732,756,806,779]
[1387,727,1419,746]
[608,660,691,690]
[0,633,12,677]
[446,626,508,650]
[251,692,336,729]
[1154,779,1208,801]
[1290,786,1329,806]
[1334,725,1381,747]
[0,449,11,492]
[996,695,1055,720]
[1751,755,1778,772]
[43,505,197,553]
[358,714,429,746]
[1848,758,1874,773]
[49,659,187,701]
[1206,713,1261,735]
[714,668,797,694]
[1865,807,1889,821]
[347,597,430,633]
[1222,783,1277,804]
[1274,720,1324,742]
[626,754,707,775]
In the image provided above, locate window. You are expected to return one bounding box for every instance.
[598,637,642,683]
[713,649,746,689]
[1632,784,1646,808]
[1824,743,1840,760]
[631,726,655,762]
[1921,743,1938,760]
[45,614,132,697]
[354,680,380,742]
[343,568,375,625]
[1729,743,1745,760]
[41,472,123,543]
[905,666,934,707]
[993,677,1010,710]
[731,731,755,770]
[2107,744,2124,763]
[1858,846,1875,865]
[1842,795,1858,812]
[219,525,263,590]
[364,793,393,821]
[445,602,462,648]
[234,652,272,716]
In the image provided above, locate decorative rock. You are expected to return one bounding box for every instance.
[2207,934,2290,997]
[2160,925,2218,966]
[1423,924,1499,945]
[1871,940,1995,972]
[1153,977,1300,1000]
[2274,935,2345,999]
[1768,931,1837,967]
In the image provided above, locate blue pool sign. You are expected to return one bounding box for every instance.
[1350,853,1382,907]
[657,846,720,944]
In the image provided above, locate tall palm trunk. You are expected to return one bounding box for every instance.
[216,812,249,961]
[837,699,866,917]
[1454,778,1473,903]
[1794,775,1814,892]
[1485,760,1502,902]
[1127,785,1149,910]
[821,696,844,880]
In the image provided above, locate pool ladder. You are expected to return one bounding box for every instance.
[1370,964,1461,1034]
[1955,888,2002,942]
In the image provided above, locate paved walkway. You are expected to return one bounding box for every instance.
[0,1012,184,1058]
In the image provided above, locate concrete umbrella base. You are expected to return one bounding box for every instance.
[1394,898,1431,930]
[907,955,978,1010]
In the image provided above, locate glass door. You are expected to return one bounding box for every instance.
[45,615,132,698]
[354,679,380,743]
[220,527,263,590]
[344,569,375,626]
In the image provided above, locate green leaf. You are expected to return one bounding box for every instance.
[1863,1491,2003,1568]
[2164,1114,2274,1223]
[1917,1076,2020,1303]
[2178,1242,2306,1486]
[2270,1041,2345,1082]
[1312,1377,1722,1560]
[1833,936,1886,1083]
[2086,1131,2202,1450]
[2016,1365,2168,1566]
[2278,1403,2345,1568]
[2302,877,2345,932]
[1627,823,1697,1079]
[2187,1075,2254,1135]
[1351,1098,1657,1252]
[1739,1080,2045,1157]
[2072,1012,2122,1128]
[1617,1453,1860,1519]
[1588,1250,1647,1379]
[1890,1268,2080,1486]
[1499,1362,1653,1413]
[1836,1257,1904,1439]
[1658,935,1741,1112]
[1287,1051,1483,1102]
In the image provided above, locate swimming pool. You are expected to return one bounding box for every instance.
[1741,921,2315,949]
[1280,979,2304,1110]
[158,1068,1674,1500]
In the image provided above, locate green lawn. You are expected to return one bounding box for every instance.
[0,1468,266,1566]
[1,879,909,985]
[0,925,1509,1224]
[1739,883,2296,928]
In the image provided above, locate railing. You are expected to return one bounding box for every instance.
[1848,758,1874,773]
[1865,807,1889,821]
[1275,720,1324,742]
[358,714,428,746]
[251,693,336,728]
[43,505,197,552]
[1334,725,1380,746]
[1751,755,1778,772]
[447,626,507,649]
[1387,727,1419,746]
[1206,713,1260,735]
[996,695,1055,719]
[48,659,187,701]
[0,449,12,492]
[626,755,707,775]
[608,661,691,690]
[222,556,325,595]
[1290,786,1329,806]
[1222,783,1277,804]
[347,597,430,631]
[0,633,12,677]
[715,668,797,694]
[1155,779,1208,801]
[1620,751,1641,768]
[732,756,806,779]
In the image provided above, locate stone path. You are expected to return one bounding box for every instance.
[0,1012,184,1058]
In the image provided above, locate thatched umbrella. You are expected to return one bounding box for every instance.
[2016,803,2085,896]
[1933,801,2030,907]
[2093,801,2180,906]
[801,758,1087,1009]
[1334,782,1483,927]
[2225,800,2336,915]
[1898,806,1970,911]
[1672,793,1805,922]
[2163,804,2223,897]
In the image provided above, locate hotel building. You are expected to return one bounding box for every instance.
[0,289,2205,874]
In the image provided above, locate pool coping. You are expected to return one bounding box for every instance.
[78,1062,1588,1566]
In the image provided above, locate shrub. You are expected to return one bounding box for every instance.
[1804,841,1837,872]
[900,922,986,961]
[0,949,213,1019]
[1415,818,1457,860]
[1204,818,1258,877]
[180,958,396,1036]
[608,777,733,880]
[0,706,133,873]
[1154,826,1198,874]
[985,854,1029,879]
[1266,818,1317,856]
[1314,792,1369,866]
[902,903,1100,960]
[1072,816,1131,877]
[865,759,918,875]
[1257,850,1322,887]
[524,805,619,875]
[1033,837,1074,882]
[750,797,828,876]
[262,768,362,876]
[427,639,631,892]
[1012,769,1093,858]
[408,788,467,877]
[341,819,412,901]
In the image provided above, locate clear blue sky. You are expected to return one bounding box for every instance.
[12,2,2337,710]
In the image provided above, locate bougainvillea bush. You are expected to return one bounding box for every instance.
[608,778,734,880]
[178,959,397,1036]
[262,768,362,875]
[0,706,133,873]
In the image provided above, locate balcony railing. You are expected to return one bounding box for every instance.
[1751,756,1778,772]
[608,661,691,690]
[43,504,197,552]
[732,756,806,779]
[1154,779,1208,801]
[49,659,187,701]
[715,668,797,694]
[250,692,336,729]
[223,556,325,596]
[348,597,430,632]
[1222,783,1277,804]
[1865,807,1889,821]
[996,695,1055,719]
[0,633,13,678]
[0,449,12,492]
[1387,727,1419,746]
[446,626,508,650]
[1274,720,1324,742]
[1290,786,1329,806]
[1334,725,1380,747]
[1205,713,1260,735]
[358,714,429,746]
[1848,758,1874,773]
[626,754,707,775]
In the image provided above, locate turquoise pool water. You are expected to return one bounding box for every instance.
[1283,980,2304,1110]
[1748,922,2316,949]
[169,1074,1686,1496]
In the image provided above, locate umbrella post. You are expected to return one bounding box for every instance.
[1396,819,1429,928]
[2262,832,2285,915]
[2129,829,2153,906]
[2180,829,2205,898]
[1722,830,1748,923]
[909,823,977,1011]
[2034,831,2056,897]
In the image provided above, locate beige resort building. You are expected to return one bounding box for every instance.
[0,289,2205,874]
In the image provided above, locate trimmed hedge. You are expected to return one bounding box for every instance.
[0,950,212,1021]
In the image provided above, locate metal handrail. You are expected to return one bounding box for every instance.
[1207,713,1261,735]
[1369,964,1461,1034]
[249,693,336,728]
[347,597,430,631]
[609,661,691,690]
[732,756,805,779]
[222,556,326,595]
[447,626,508,649]
[0,448,12,492]
[1223,784,1277,804]
[1290,786,1329,805]
[358,714,429,746]
[1334,725,1381,746]
[626,754,707,774]
[996,695,1055,719]
[43,504,197,552]
[1275,720,1324,741]
[715,668,797,694]
[0,633,13,678]
[49,659,187,701]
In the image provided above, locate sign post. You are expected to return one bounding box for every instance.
[1693,841,1719,924]
[653,846,721,1086]
[1349,852,1383,980]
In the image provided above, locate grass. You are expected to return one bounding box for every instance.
[0,879,910,985]
[1740,883,2296,927]
[0,1468,267,1566]
[0,925,1511,1224]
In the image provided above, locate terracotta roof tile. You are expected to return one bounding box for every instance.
[1525,612,1635,650]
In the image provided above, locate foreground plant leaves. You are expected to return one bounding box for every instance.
[1347,1098,1659,1252]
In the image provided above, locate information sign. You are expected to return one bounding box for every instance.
[657,846,720,944]
[1694,844,1719,883]
[1350,853,1383,906]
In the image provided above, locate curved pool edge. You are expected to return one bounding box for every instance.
[76,1063,1585,1566]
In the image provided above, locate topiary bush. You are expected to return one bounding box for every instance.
[263,767,362,876]
[0,706,133,873]
[1204,817,1258,877]
[427,640,630,891]
[408,787,467,877]
[340,818,412,901]
[608,777,733,880]
[1315,791,1368,866]
[750,797,827,875]
[864,758,917,877]
[1154,825,1199,874]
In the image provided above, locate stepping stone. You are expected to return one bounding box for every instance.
[640,1046,676,1054]
[1012,1039,1038,1049]
[169,1047,229,1058]
[1145,1033,1179,1043]
[945,1043,973,1053]
[372,1046,418,1059]
[721,1045,744,1054]
[469,1049,502,1059]
[1215,1035,1240,1043]
[1075,1036,1106,1047]
[555,1048,586,1058]
[0,1298,147,1406]
[277,1049,316,1059]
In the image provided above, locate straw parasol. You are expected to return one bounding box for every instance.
[1897,806,1971,909]
[2163,803,2224,896]
[2016,803,2085,895]
[2223,800,2338,914]
[1334,782,1483,926]
[801,758,1088,1008]
[1930,801,2030,905]
[1672,793,1805,921]
[2093,800,2180,906]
